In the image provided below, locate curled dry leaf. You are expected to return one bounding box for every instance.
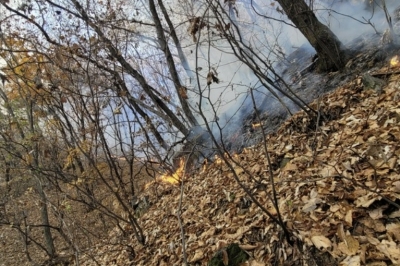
[189,249,204,263]
[376,240,400,264]
[311,235,332,250]
[239,244,258,251]
[386,223,400,241]
[302,197,322,213]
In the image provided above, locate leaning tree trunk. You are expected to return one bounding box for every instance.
[277,0,349,72]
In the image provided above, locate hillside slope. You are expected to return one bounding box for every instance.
[78,64,400,265]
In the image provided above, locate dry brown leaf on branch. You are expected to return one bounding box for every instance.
[179,86,188,99]
[188,17,206,42]
[206,68,219,86]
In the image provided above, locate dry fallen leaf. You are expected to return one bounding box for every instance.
[376,240,400,264]
[368,207,385,220]
[386,223,400,241]
[311,235,332,250]
[339,235,359,256]
[302,197,322,213]
[345,209,353,226]
[339,255,361,266]
[189,249,204,262]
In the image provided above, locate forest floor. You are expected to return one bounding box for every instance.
[2,52,400,266]
[85,59,400,265]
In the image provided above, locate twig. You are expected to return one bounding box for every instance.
[249,88,292,245]
[176,150,193,266]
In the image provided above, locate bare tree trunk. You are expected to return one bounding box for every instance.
[27,98,56,258]
[149,0,199,127]
[276,0,349,72]
[36,178,56,257]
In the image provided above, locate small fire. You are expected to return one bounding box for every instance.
[201,158,208,173]
[159,158,184,185]
[390,55,399,68]
[252,122,262,129]
[214,154,223,165]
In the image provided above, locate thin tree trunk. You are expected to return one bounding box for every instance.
[276,0,349,71]
[148,0,199,127]
[28,99,56,258]
[36,178,56,257]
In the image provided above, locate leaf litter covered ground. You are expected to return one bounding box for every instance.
[78,65,400,265]
[2,66,400,265]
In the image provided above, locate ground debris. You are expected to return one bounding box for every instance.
[76,66,400,266]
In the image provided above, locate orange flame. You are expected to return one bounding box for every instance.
[159,158,184,185]
[214,154,222,165]
[390,55,399,68]
[201,158,208,173]
[252,122,262,129]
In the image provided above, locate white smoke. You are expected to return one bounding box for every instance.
[175,0,399,138]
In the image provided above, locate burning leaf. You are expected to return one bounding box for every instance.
[390,55,399,68]
[159,158,184,184]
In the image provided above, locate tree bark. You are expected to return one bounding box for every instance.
[276,0,349,72]
[149,0,199,127]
